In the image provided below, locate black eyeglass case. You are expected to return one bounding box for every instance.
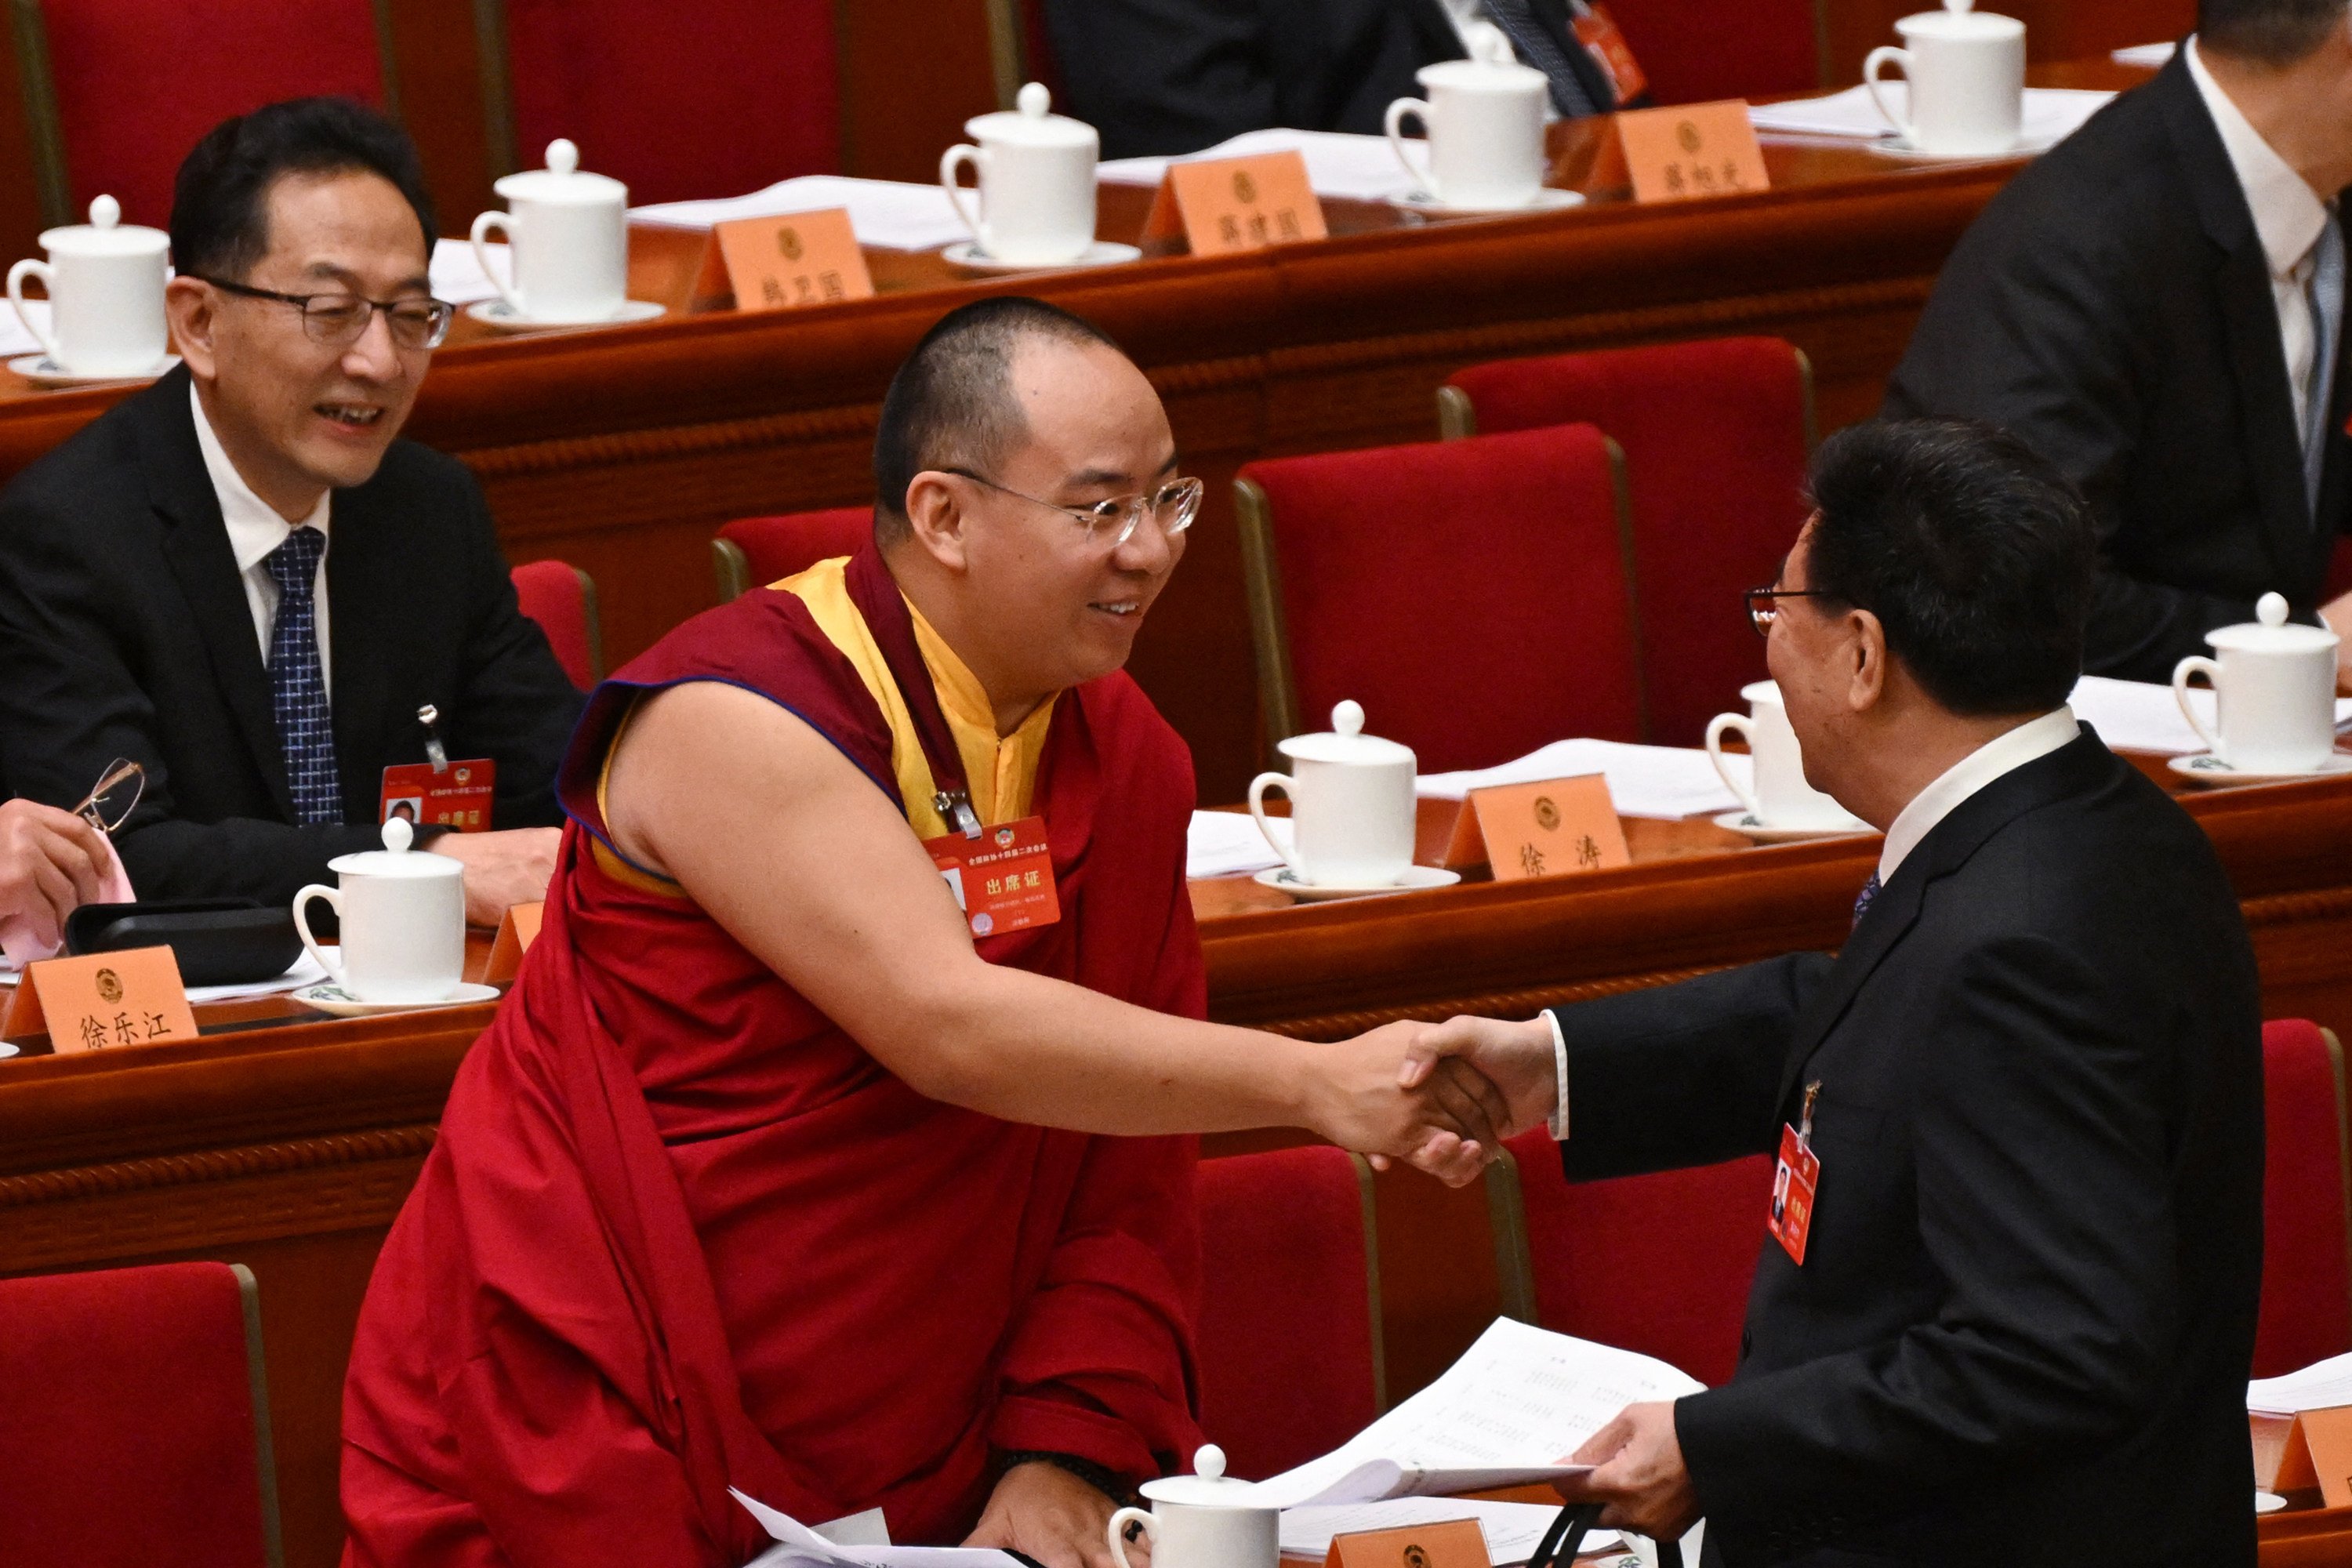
[64,901,303,987]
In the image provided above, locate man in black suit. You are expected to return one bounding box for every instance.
[1410,420,2263,1566]
[1883,0,2352,684]
[0,100,582,924]
[1040,0,1624,159]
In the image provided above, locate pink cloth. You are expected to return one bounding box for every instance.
[0,838,132,970]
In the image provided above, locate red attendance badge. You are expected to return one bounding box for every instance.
[927,816,1060,938]
[1769,1080,1822,1265]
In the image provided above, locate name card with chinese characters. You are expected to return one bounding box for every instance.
[1613,100,1769,204]
[699,209,874,313]
[4,946,198,1052]
[1324,1518,1490,1568]
[1143,152,1328,256]
[484,900,543,985]
[1446,773,1630,882]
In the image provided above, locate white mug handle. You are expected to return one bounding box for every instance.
[2172,655,2224,757]
[1385,97,1435,194]
[1863,46,1918,143]
[6,258,62,365]
[469,210,525,315]
[1106,1508,1156,1568]
[292,884,349,988]
[1247,771,1312,879]
[939,143,985,247]
[1704,713,1766,821]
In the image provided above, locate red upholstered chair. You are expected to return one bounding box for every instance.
[1607,0,1820,107]
[1441,338,1815,748]
[0,1261,282,1566]
[1236,425,1643,770]
[1196,1145,1385,1479]
[711,507,874,602]
[2258,1020,2352,1377]
[1491,1131,1772,1388]
[495,0,839,206]
[510,559,605,690]
[20,0,388,228]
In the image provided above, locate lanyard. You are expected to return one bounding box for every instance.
[843,544,982,838]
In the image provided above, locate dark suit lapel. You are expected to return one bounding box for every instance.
[2316,213,2352,561]
[136,368,295,820]
[1398,0,1467,61]
[325,479,404,824]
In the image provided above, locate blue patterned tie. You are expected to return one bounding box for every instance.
[263,526,342,825]
[2303,212,2343,517]
[1851,872,1882,928]
[1481,0,1603,118]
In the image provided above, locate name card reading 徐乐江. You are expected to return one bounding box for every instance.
[1325,1518,1492,1568]
[1446,773,1631,882]
[4,946,198,1052]
[1143,151,1330,257]
[696,209,875,314]
[1607,100,1769,205]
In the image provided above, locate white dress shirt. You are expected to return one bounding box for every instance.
[2184,38,2340,445]
[189,383,333,694]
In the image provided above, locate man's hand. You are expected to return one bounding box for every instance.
[964,1460,1128,1568]
[1303,1020,1508,1188]
[2322,591,2352,694]
[425,827,560,927]
[1558,1401,1700,1542]
[1399,1014,1560,1139]
[0,800,114,947]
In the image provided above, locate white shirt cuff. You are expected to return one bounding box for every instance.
[1544,1009,1570,1142]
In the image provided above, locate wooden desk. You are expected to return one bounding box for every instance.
[0,63,2152,804]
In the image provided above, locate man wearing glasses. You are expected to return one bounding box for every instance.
[0,97,581,923]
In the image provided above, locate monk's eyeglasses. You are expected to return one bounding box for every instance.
[947,469,1203,550]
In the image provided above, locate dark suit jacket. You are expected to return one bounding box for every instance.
[1884,54,2352,681]
[0,366,586,907]
[1549,730,2262,1567]
[1040,0,1616,159]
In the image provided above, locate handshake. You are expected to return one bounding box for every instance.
[1297,1013,1566,1187]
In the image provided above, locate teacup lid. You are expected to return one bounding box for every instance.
[493,140,629,205]
[1278,700,1417,766]
[1898,0,2023,38]
[964,82,1099,151]
[38,195,169,259]
[1416,22,1548,91]
[2206,591,2339,653]
[1138,1445,1268,1508]
[325,815,465,878]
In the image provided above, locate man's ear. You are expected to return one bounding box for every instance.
[165,277,217,381]
[900,471,972,574]
[1844,608,1889,713]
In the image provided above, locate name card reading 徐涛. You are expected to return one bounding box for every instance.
[1443,772,1631,882]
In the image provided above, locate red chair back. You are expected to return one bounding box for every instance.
[1237,425,1643,771]
[2259,1019,2352,1377]
[1197,1145,1385,1479]
[29,0,387,228]
[1497,1131,1771,1388]
[713,508,873,601]
[0,1261,280,1566]
[500,0,840,205]
[1445,338,1813,748]
[1608,0,1819,107]
[510,559,604,690]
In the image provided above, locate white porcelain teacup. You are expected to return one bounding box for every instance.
[470,139,630,324]
[1108,1446,1278,1568]
[1864,1,2026,156]
[1249,701,1417,887]
[292,818,466,1004]
[1385,22,1550,208]
[940,82,1099,266]
[2172,593,2341,774]
[1706,681,1870,831]
[6,194,169,378]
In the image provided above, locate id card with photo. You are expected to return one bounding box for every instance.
[927,816,1060,938]
[1768,1121,1820,1265]
[380,759,496,833]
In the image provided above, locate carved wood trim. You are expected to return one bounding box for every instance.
[0,1125,436,1210]
[461,401,885,480]
[2244,887,2352,927]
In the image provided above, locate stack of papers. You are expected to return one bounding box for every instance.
[1748,85,2114,147]
[630,176,973,251]
[2069,675,2352,755]
[2112,42,2177,68]
[1280,1499,1615,1564]
[734,1491,1017,1568]
[2251,1352,2352,1414]
[0,298,49,361]
[430,238,510,306]
[1416,739,1749,822]
[1100,129,1415,203]
[1189,811,1294,879]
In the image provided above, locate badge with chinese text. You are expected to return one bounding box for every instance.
[381,759,495,833]
[1144,152,1329,257]
[7,946,198,1054]
[1448,773,1630,880]
[1572,2,1650,103]
[927,816,1061,938]
[1614,100,1769,204]
[1769,1083,1823,1265]
[708,209,875,312]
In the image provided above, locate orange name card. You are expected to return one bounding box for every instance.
[1145,151,1328,256]
[1325,1517,1491,1568]
[2271,1406,2352,1506]
[5,946,198,1052]
[1614,100,1769,205]
[706,209,874,313]
[484,900,543,985]
[1446,773,1631,882]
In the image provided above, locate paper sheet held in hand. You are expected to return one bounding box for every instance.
[732,1490,1019,1568]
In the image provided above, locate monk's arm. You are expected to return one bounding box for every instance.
[604,681,1500,1167]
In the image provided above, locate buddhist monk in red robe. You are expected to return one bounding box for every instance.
[341,299,1505,1568]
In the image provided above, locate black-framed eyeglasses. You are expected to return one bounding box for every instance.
[195,276,454,351]
[1745,586,1835,638]
[946,468,1203,550]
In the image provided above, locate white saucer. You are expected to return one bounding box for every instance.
[8,352,179,387]
[1387,186,1586,216]
[1712,810,1876,844]
[0,1040,16,1059]
[292,980,501,1018]
[463,298,666,332]
[1254,865,1462,901]
[941,241,1144,274]
[2169,752,2352,786]
[2256,1492,2287,1515]
[1864,132,2060,162]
